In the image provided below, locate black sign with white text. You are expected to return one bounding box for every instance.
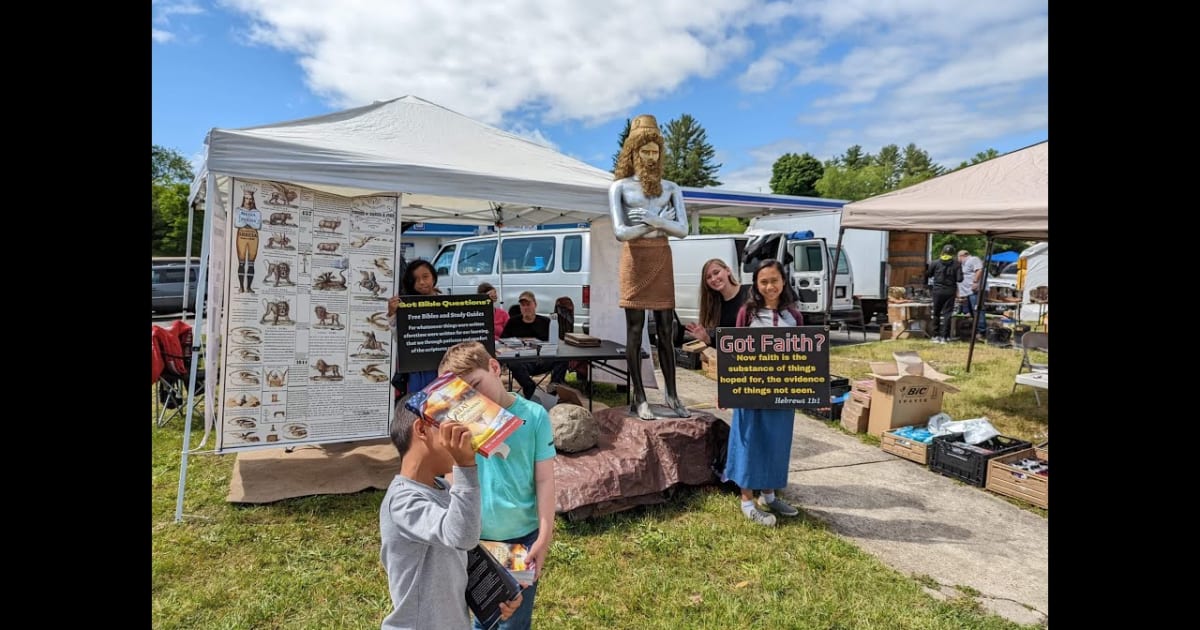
[715,326,831,410]
[394,294,495,373]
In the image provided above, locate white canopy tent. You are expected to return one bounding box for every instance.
[835,141,1048,370]
[177,96,629,522]
[189,95,617,226]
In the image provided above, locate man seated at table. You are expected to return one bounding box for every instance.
[500,291,569,398]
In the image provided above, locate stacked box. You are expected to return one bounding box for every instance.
[841,380,873,433]
[929,433,1032,487]
[986,446,1049,508]
[880,430,931,465]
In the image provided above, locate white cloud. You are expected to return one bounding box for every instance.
[221,0,759,125]
[153,0,204,44]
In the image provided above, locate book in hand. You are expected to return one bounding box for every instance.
[466,544,523,630]
[405,373,525,458]
[479,540,536,586]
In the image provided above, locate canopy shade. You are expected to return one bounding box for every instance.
[841,141,1047,240]
[190,95,617,227]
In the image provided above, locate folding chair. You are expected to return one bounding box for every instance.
[1012,332,1048,405]
[153,321,205,427]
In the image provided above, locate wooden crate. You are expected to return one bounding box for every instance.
[880,430,930,465]
[986,447,1049,508]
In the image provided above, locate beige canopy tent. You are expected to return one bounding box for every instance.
[835,141,1048,370]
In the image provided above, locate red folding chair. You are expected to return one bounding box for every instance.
[153,321,205,427]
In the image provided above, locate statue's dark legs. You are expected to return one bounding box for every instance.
[652,309,690,418]
[624,308,655,419]
[624,308,691,419]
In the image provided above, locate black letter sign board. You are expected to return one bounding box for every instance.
[715,326,831,410]
[394,294,495,373]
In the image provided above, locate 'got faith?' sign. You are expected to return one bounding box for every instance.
[715,326,831,410]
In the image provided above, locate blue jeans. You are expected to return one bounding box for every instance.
[473,529,539,630]
[961,294,987,333]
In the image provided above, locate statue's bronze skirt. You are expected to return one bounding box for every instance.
[619,236,675,310]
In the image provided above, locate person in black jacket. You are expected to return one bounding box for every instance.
[925,244,963,343]
[499,291,568,399]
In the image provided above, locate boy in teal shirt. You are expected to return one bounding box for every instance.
[439,341,556,630]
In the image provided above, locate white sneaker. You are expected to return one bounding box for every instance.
[742,505,777,527]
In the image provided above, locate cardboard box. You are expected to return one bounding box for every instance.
[880,430,930,465]
[986,446,1049,508]
[840,399,869,433]
[866,353,959,437]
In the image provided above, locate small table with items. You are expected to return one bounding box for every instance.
[497,339,648,412]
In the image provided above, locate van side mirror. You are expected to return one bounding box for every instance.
[436,267,449,276]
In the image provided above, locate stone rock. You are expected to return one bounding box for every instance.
[549,404,599,453]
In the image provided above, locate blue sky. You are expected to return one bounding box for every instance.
[152,0,1047,193]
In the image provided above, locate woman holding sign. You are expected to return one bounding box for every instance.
[726,259,805,527]
[388,260,444,398]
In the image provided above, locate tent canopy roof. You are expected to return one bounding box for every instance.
[841,141,1047,239]
[192,95,616,226]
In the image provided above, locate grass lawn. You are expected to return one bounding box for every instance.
[152,336,1046,629]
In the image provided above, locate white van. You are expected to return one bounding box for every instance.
[431,228,592,332]
[741,232,855,323]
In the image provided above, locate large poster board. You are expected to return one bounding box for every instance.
[715,326,831,410]
[217,179,398,452]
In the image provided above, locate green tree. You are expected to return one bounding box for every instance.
[153,144,193,184]
[898,143,944,188]
[769,152,823,196]
[152,145,199,256]
[931,235,1033,274]
[698,215,748,234]
[838,145,871,169]
[954,148,1001,170]
[814,163,891,201]
[610,118,631,173]
[660,114,722,187]
[873,144,901,187]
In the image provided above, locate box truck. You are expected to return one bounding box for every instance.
[746,211,930,323]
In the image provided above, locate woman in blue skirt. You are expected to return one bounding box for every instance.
[725,259,804,526]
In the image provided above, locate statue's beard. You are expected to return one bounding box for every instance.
[634,156,662,198]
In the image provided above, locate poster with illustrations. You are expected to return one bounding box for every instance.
[217,178,398,452]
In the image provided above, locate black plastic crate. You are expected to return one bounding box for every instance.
[675,347,702,370]
[929,433,1032,487]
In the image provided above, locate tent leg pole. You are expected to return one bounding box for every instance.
[175,171,218,523]
[965,236,995,373]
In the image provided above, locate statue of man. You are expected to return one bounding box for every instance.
[610,114,691,420]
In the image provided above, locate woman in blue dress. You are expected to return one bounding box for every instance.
[725,259,804,527]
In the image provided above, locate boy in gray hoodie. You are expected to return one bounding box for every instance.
[379,394,522,629]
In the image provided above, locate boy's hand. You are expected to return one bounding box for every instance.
[498,591,523,621]
[526,541,549,582]
[440,423,476,467]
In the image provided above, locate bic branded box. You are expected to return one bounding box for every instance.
[866,353,959,437]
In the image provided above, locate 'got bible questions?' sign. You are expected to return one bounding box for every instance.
[715,326,831,410]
